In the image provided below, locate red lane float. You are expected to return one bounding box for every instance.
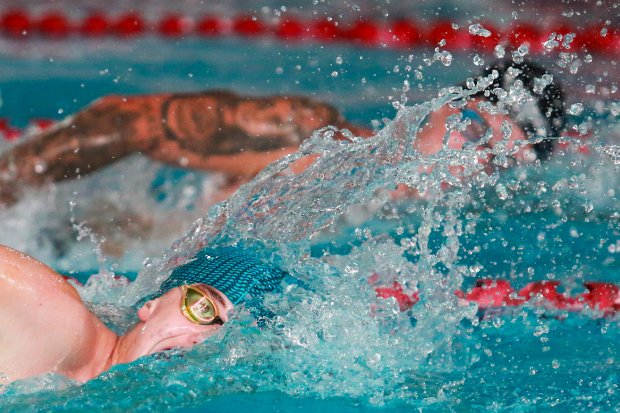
[427,20,468,49]
[471,21,502,53]
[0,8,617,55]
[158,14,192,37]
[507,23,543,52]
[343,19,385,47]
[37,11,71,37]
[233,15,266,36]
[374,277,620,317]
[276,18,306,39]
[80,13,109,36]
[311,18,341,41]
[0,118,54,141]
[389,20,423,48]
[196,16,222,36]
[114,12,145,37]
[1,10,31,37]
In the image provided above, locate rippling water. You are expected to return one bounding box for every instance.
[0,13,619,412]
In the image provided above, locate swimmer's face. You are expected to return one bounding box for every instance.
[414,98,535,167]
[125,284,234,361]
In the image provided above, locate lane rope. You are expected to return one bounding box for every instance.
[61,271,620,318]
[373,277,620,317]
[0,9,617,54]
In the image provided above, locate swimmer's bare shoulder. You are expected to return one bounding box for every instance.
[0,245,106,382]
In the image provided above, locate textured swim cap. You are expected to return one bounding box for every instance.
[153,245,287,305]
[475,60,566,160]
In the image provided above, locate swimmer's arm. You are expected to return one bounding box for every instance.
[146,91,372,177]
[0,91,371,206]
[0,245,81,302]
[0,94,166,206]
[0,245,101,381]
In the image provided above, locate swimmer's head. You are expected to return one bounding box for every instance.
[153,245,288,305]
[473,59,566,160]
[123,246,287,361]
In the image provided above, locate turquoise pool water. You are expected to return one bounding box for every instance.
[0,10,619,413]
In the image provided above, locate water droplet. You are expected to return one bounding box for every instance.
[34,160,47,174]
[543,34,560,52]
[468,23,491,37]
[335,56,343,65]
[517,44,529,56]
[494,45,505,59]
[552,360,560,369]
[495,184,508,200]
[434,50,453,66]
[567,103,584,116]
[473,55,484,66]
[331,71,339,77]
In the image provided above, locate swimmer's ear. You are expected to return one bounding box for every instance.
[137,298,159,322]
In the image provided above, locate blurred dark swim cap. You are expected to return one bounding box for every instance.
[474,59,566,160]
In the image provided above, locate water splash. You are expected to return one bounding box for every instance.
[2,59,620,411]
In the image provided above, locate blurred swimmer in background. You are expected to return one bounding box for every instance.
[0,60,565,208]
[0,60,566,258]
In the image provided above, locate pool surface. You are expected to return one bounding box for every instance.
[0,1,619,412]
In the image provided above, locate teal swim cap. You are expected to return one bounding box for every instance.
[153,245,287,305]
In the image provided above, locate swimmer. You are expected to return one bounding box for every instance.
[383,59,566,197]
[2,237,616,385]
[0,243,286,384]
[415,60,565,164]
[0,60,566,207]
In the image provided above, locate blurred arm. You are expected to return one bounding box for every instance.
[0,90,371,206]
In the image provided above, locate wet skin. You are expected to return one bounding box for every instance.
[415,98,533,164]
[382,97,536,199]
[0,244,233,384]
[0,91,371,207]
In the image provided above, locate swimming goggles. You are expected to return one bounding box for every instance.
[180,285,224,325]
